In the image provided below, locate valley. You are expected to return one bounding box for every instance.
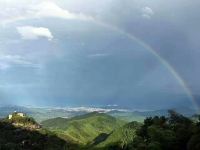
[1,107,199,150]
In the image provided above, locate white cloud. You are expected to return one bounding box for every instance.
[17,26,53,40]
[0,54,39,70]
[142,7,154,19]
[0,63,10,70]
[88,53,110,58]
[107,104,118,107]
[33,2,92,20]
[0,1,93,26]
[50,106,129,113]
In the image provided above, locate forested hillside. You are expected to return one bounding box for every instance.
[1,111,200,150]
[42,112,126,144]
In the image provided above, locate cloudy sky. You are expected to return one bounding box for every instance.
[0,0,200,110]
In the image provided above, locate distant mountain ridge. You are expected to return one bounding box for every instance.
[0,105,197,123]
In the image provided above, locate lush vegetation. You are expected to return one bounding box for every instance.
[1,110,200,150]
[91,110,200,150]
[42,112,126,145]
[6,113,37,126]
[0,121,70,150]
[41,111,200,150]
[128,110,200,150]
[95,121,141,149]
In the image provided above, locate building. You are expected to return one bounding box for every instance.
[16,113,25,117]
[8,112,25,120]
[8,114,13,120]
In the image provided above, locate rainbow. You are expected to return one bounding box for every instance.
[91,20,199,112]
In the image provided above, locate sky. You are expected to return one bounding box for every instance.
[0,0,200,110]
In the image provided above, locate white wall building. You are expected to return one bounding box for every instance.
[8,112,25,119]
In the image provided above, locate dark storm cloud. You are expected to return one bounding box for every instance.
[0,0,199,109]
[94,0,200,100]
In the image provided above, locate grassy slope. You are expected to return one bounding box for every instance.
[94,121,141,149]
[108,111,145,122]
[42,112,126,145]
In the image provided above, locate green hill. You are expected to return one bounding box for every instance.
[4,113,41,130]
[94,121,141,149]
[0,118,78,150]
[1,110,199,150]
[41,112,126,145]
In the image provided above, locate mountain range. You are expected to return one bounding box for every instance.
[0,105,196,123]
[0,108,200,150]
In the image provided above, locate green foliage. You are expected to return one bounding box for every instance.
[1,111,200,150]
[130,111,200,150]
[4,113,36,124]
[39,111,200,150]
[42,112,126,145]
[96,121,141,149]
[147,142,162,150]
[0,121,70,150]
[13,116,36,125]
